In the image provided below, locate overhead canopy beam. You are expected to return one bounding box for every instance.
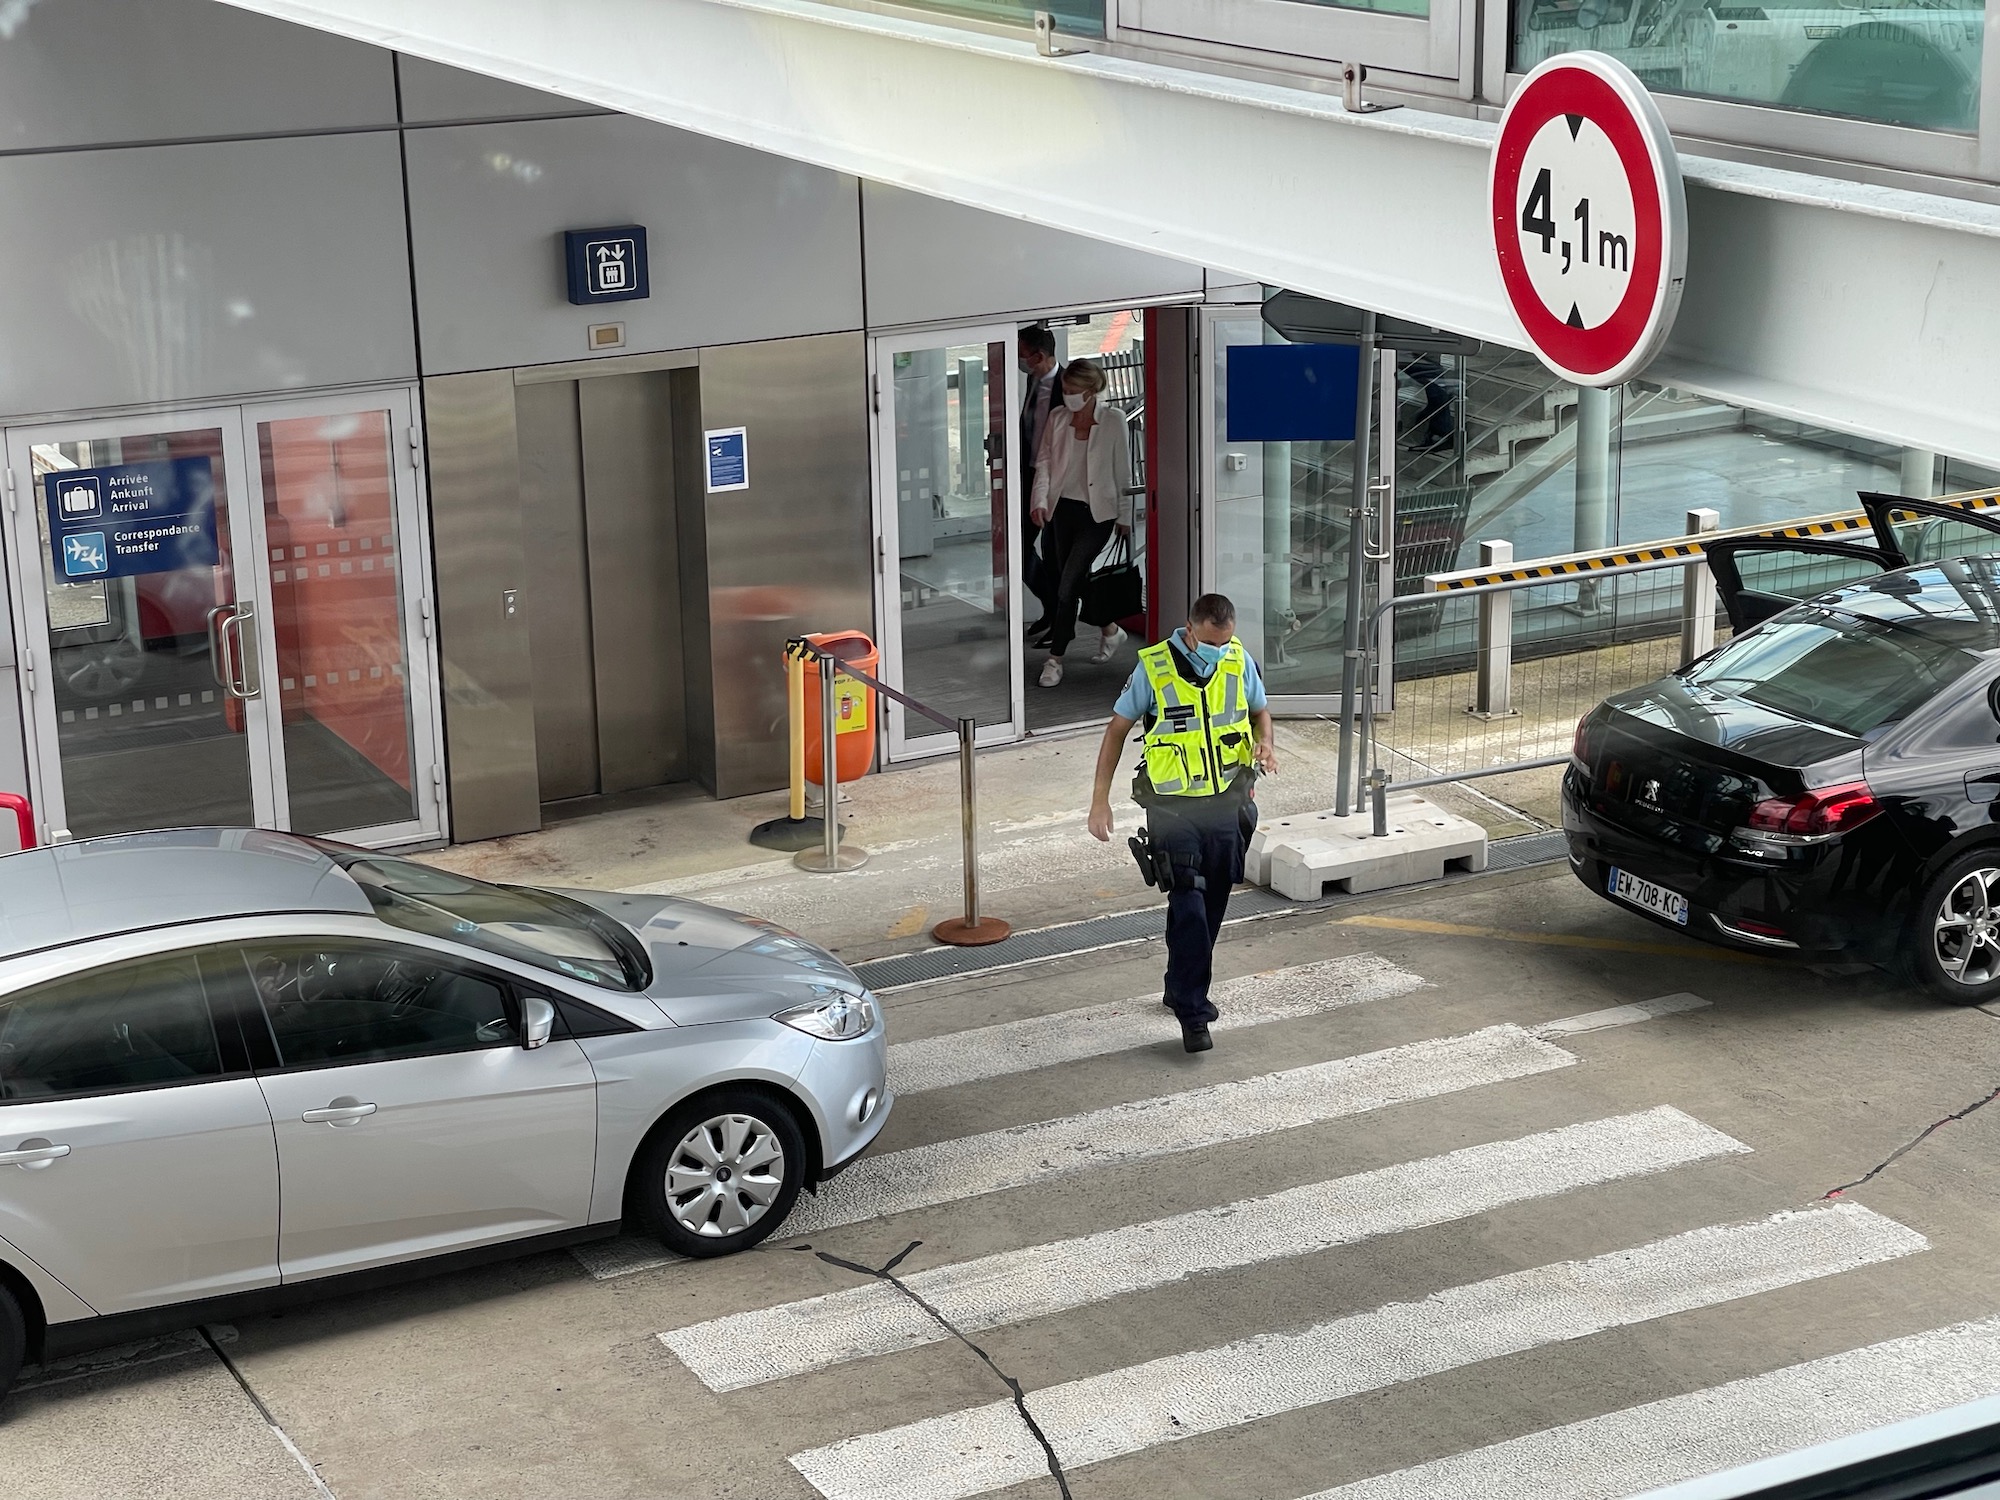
[223,0,2000,466]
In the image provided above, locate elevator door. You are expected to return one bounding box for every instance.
[516,372,686,804]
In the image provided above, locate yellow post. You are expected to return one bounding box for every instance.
[787,644,807,821]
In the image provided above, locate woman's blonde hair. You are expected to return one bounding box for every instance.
[1062,358,1109,395]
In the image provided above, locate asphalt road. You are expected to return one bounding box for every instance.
[6,862,2000,1500]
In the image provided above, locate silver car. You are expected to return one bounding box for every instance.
[0,828,891,1393]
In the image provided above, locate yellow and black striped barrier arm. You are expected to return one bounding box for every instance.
[1423,489,2000,592]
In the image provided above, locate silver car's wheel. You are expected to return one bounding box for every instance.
[1933,865,2000,988]
[631,1089,808,1257]
[666,1112,788,1239]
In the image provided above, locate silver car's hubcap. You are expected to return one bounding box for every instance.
[1935,867,2000,986]
[666,1113,786,1238]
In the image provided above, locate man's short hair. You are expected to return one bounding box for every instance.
[1189,593,1236,628]
[1018,325,1057,359]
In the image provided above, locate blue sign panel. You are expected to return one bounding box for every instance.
[705,427,749,493]
[44,457,220,581]
[564,225,650,305]
[1224,344,1359,443]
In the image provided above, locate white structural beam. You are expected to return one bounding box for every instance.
[223,0,2000,465]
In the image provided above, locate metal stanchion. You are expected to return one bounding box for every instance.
[932,717,1011,946]
[750,640,831,851]
[794,651,867,873]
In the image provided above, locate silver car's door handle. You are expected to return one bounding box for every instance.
[301,1102,377,1125]
[0,1142,70,1166]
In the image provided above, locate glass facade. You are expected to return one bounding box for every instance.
[1513,0,1984,132]
[896,0,1104,34]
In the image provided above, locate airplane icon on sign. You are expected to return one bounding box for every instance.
[62,532,108,577]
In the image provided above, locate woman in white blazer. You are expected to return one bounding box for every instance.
[1029,359,1133,687]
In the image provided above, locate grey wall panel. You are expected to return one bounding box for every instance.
[861,183,1202,330]
[0,132,414,418]
[579,371,685,794]
[696,332,871,800]
[426,370,540,842]
[0,0,395,151]
[397,55,602,123]
[514,379,599,802]
[403,115,863,376]
[1150,308,1197,630]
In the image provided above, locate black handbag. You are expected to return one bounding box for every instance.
[1080,533,1143,627]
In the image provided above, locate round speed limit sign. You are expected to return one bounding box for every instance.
[1491,52,1686,387]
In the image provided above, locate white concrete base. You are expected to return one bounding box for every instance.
[1249,794,1489,901]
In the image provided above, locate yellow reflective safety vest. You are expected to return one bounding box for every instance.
[1136,635,1256,799]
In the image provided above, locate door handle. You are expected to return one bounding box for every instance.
[220,606,260,700]
[302,1101,376,1125]
[0,1140,70,1167]
[206,604,237,689]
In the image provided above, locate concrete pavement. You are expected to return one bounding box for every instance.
[8,864,2000,1499]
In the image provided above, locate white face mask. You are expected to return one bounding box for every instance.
[1017,359,1033,375]
[1062,391,1089,412]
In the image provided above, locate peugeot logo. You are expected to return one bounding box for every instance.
[1639,779,1662,805]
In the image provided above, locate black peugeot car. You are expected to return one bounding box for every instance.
[1565,493,2000,1003]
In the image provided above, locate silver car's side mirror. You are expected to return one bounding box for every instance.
[521,995,556,1050]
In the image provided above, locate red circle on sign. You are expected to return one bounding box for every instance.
[1492,58,1676,383]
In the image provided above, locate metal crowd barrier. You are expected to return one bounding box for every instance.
[783,636,1011,948]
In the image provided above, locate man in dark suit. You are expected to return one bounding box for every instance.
[1018,325,1061,642]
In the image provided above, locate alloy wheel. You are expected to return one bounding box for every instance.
[1933,866,2000,987]
[665,1112,787,1238]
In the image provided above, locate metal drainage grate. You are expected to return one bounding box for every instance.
[851,825,1570,992]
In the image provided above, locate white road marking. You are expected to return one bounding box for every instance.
[579,997,1696,1280]
[781,1023,1577,1238]
[788,1203,1925,1500]
[662,1106,1748,1391]
[889,954,1426,1094]
[1533,992,1709,1037]
[1301,1315,2000,1500]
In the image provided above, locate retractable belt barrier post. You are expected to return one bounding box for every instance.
[748,642,829,852]
[779,637,1011,946]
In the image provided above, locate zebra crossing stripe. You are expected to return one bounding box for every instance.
[787,1203,1926,1500]
[661,1105,1747,1391]
[1298,1315,2000,1500]
[889,954,1425,1095]
[781,1023,1577,1238]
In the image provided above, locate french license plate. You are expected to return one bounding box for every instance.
[1608,866,1689,926]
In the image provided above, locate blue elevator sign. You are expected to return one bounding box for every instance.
[43,457,220,580]
[564,225,650,305]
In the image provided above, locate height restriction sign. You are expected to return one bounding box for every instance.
[1491,52,1686,387]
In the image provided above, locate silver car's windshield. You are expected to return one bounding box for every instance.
[320,849,649,992]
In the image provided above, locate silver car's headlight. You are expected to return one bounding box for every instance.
[774,988,877,1040]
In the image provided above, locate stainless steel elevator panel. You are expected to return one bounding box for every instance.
[424,370,541,842]
[579,372,685,794]
[514,379,598,803]
[694,333,872,800]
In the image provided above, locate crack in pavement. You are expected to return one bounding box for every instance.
[198,1326,338,1499]
[1822,1080,2000,1200]
[816,1243,1074,1500]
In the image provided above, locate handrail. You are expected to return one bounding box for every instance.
[785,637,1009,946]
[0,792,35,851]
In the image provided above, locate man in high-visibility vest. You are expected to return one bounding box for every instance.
[1087,593,1278,1052]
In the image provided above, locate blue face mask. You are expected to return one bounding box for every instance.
[1188,638,1228,670]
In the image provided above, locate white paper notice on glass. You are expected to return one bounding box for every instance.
[705,427,749,493]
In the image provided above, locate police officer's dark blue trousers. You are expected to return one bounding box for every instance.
[1148,793,1256,1025]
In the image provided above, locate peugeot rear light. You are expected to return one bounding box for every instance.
[1739,780,1881,842]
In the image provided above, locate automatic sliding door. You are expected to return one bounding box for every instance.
[874,327,1023,759]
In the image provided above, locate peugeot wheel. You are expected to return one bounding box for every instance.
[630,1089,806,1258]
[1906,851,2000,1003]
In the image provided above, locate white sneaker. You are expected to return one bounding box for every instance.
[1039,656,1064,688]
[1089,624,1126,664]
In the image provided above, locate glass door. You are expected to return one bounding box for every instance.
[4,408,276,841]
[3,391,442,847]
[872,325,1024,760]
[241,390,442,845]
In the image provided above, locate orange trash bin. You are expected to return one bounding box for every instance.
[800,630,878,787]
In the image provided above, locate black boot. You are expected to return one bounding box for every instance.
[1181,1019,1213,1053]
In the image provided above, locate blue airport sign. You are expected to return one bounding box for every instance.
[564,225,650,305]
[44,456,220,581]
